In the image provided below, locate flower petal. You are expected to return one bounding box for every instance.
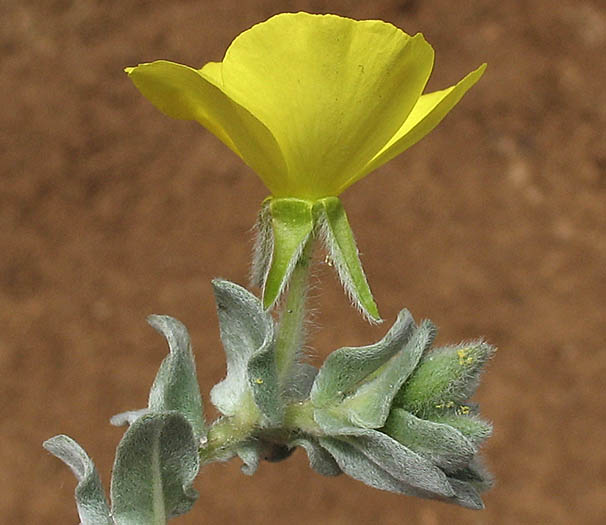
[344,63,487,190]
[220,12,434,198]
[126,60,287,194]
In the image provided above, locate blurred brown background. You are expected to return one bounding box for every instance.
[2,0,605,523]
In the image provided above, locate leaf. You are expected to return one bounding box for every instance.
[311,309,415,409]
[210,279,280,422]
[111,413,200,524]
[147,315,206,441]
[263,198,314,310]
[316,197,380,322]
[449,456,494,492]
[445,478,485,510]
[395,340,496,414]
[236,441,261,476]
[340,319,435,428]
[248,344,282,425]
[291,437,342,477]
[43,435,112,525]
[314,407,370,436]
[110,408,150,427]
[282,362,318,401]
[319,436,430,498]
[341,430,454,497]
[382,408,476,471]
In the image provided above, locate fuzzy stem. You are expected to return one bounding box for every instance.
[274,237,315,385]
[200,393,260,464]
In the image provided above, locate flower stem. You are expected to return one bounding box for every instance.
[274,236,314,385]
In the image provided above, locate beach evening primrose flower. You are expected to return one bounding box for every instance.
[126,12,486,320]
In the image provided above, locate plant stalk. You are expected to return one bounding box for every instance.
[274,236,315,385]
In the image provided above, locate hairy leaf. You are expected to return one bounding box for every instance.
[311,309,415,408]
[383,408,476,470]
[111,413,199,524]
[210,279,275,418]
[43,435,112,525]
[340,319,435,428]
[291,437,342,477]
[147,315,206,440]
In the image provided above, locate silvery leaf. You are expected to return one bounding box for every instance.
[110,413,199,524]
[147,315,206,440]
[383,408,476,470]
[291,437,342,477]
[340,320,435,428]
[43,435,112,525]
[311,309,415,408]
[210,279,275,418]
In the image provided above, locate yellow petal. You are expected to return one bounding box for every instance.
[220,13,434,199]
[339,63,487,192]
[126,60,288,194]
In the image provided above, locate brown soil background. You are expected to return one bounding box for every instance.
[2,1,605,523]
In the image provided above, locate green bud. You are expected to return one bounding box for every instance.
[428,412,493,447]
[394,340,495,415]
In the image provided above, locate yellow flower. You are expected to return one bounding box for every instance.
[126,12,485,200]
[126,12,486,321]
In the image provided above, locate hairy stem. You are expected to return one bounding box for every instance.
[274,237,315,385]
[200,393,260,464]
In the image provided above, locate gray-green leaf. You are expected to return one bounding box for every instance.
[340,320,435,428]
[110,413,200,524]
[236,440,261,476]
[147,315,206,441]
[341,430,454,497]
[311,309,415,408]
[383,408,476,471]
[291,437,342,477]
[210,279,275,418]
[319,436,429,497]
[43,435,112,525]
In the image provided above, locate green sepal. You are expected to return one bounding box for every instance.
[395,340,496,415]
[110,412,200,524]
[43,435,112,525]
[311,309,415,408]
[263,198,314,309]
[316,197,380,322]
[250,198,273,288]
[146,315,206,441]
[382,408,476,471]
[339,319,435,428]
